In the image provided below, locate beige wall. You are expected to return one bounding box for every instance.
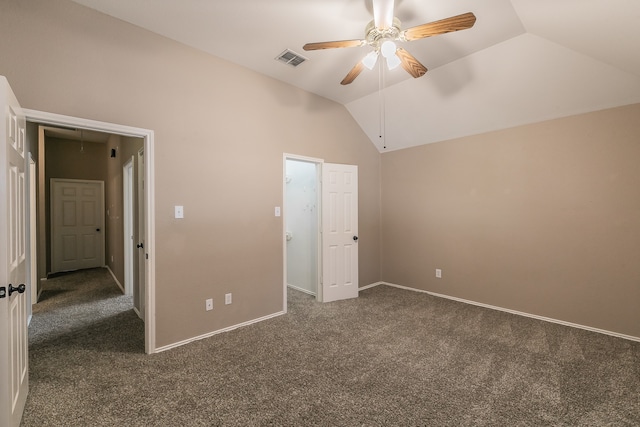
[0,0,381,347]
[381,104,640,338]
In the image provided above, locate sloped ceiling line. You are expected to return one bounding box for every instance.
[69,0,640,152]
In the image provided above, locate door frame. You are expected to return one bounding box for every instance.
[123,157,134,296]
[282,153,323,312]
[28,154,37,309]
[23,109,157,354]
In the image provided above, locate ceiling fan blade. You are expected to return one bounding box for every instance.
[372,0,395,29]
[395,48,427,78]
[340,61,365,85]
[303,40,365,51]
[402,12,476,41]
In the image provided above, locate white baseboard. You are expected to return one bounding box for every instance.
[155,311,286,353]
[105,265,124,293]
[287,284,316,297]
[359,281,385,291]
[365,282,640,343]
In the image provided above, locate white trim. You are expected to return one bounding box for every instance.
[358,282,385,291]
[282,153,324,313]
[24,109,157,354]
[369,282,640,343]
[106,265,124,293]
[287,284,316,297]
[155,311,286,353]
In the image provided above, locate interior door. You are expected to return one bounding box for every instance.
[321,163,358,302]
[123,158,134,296]
[136,148,146,319]
[0,76,29,427]
[50,179,105,273]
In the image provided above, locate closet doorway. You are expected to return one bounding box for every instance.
[284,157,320,299]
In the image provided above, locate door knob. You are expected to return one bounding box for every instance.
[9,284,25,296]
[353,236,358,241]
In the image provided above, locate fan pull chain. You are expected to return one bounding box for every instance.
[379,60,386,150]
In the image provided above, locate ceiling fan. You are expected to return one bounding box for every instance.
[303,0,476,85]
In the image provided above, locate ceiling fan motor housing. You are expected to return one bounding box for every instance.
[365,17,403,49]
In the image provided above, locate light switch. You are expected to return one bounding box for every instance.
[175,205,184,219]
[275,207,281,217]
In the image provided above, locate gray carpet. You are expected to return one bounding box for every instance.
[23,268,639,426]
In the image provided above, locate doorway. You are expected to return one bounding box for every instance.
[283,154,360,311]
[283,154,322,310]
[285,158,320,298]
[24,109,157,354]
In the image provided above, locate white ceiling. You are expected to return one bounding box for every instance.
[70,0,640,152]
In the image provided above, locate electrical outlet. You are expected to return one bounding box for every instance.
[225,293,232,305]
[205,298,213,311]
[435,269,442,279]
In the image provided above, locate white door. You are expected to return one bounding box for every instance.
[123,158,134,296]
[321,163,358,302]
[0,76,29,427]
[50,179,105,273]
[136,149,146,318]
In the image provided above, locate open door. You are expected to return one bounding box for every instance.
[0,76,29,427]
[136,148,146,319]
[321,163,358,302]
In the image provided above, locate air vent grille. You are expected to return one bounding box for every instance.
[275,49,308,67]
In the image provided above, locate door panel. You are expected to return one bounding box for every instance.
[51,179,104,273]
[321,163,358,302]
[137,149,146,318]
[0,76,29,427]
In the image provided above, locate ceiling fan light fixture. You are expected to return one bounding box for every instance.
[386,54,401,70]
[380,40,397,58]
[362,51,379,70]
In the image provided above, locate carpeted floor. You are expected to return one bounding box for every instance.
[22,268,640,426]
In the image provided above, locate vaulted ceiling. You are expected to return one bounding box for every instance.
[70,0,640,152]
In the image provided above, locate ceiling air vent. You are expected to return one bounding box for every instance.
[275,49,308,67]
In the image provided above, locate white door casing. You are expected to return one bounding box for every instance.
[50,179,105,273]
[0,76,29,427]
[321,163,359,302]
[29,156,37,306]
[24,109,156,354]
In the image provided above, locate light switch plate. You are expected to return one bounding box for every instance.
[275,207,281,217]
[175,205,184,219]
